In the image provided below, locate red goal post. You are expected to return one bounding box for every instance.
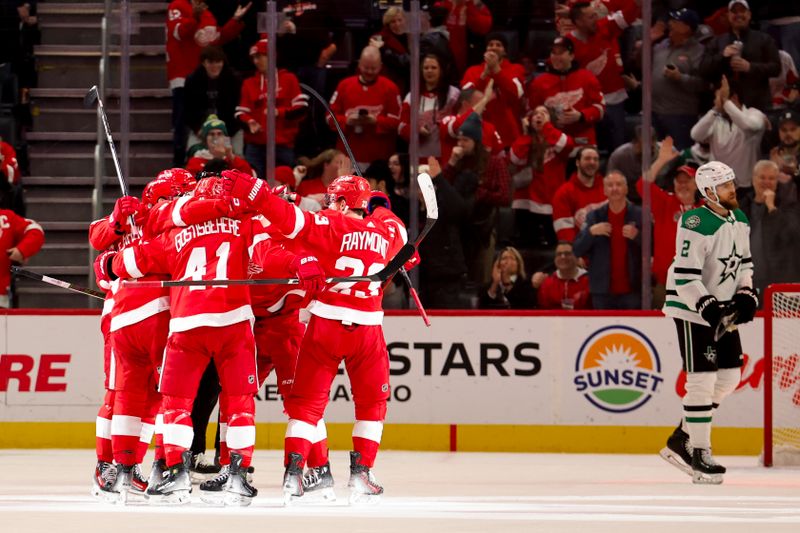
[763,283,800,467]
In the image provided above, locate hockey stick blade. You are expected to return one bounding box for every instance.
[11,266,106,300]
[83,85,99,109]
[123,244,417,289]
[415,172,438,246]
[713,307,739,342]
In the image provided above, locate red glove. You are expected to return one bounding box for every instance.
[404,249,421,271]
[291,254,326,297]
[93,249,118,291]
[221,169,268,207]
[109,196,141,232]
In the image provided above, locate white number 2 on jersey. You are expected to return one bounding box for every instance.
[182,242,230,290]
[329,256,384,298]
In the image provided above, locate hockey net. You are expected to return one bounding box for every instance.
[763,284,800,466]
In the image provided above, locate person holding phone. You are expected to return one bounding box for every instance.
[651,8,706,150]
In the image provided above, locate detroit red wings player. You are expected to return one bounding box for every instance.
[222,169,411,504]
[109,177,260,506]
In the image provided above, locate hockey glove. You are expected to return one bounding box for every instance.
[109,196,141,233]
[696,295,726,330]
[732,286,758,324]
[221,169,268,208]
[291,255,326,297]
[272,185,301,206]
[93,249,118,291]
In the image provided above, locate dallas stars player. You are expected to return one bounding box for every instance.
[659,161,758,484]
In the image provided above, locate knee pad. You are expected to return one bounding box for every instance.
[683,371,716,406]
[354,399,387,422]
[713,367,741,405]
[223,394,255,450]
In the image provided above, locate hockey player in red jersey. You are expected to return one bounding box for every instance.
[88,175,188,503]
[222,169,411,504]
[108,176,325,506]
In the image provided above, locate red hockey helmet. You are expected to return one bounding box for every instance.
[142,177,180,209]
[194,175,224,199]
[325,175,372,211]
[156,167,196,194]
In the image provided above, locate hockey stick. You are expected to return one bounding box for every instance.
[300,83,362,176]
[122,243,416,289]
[713,306,739,342]
[11,266,106,300]
[85,85,140,235]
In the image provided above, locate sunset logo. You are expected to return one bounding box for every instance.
[574,325,665,413]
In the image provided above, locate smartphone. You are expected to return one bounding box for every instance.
[666,63,677,70]
[358,108,369,116]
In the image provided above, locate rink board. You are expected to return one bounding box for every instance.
[0,310,784,454]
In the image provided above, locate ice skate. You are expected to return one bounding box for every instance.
[198,465,229,506]
[282,452,304,505]
[691,448,725,485]
[91,461,119,503]
[190,452,221,484]
[659,422,693,476]
[302,461,336,502]
[146,458,166,494]
[110,464,134,505]
[223,452,258,507]
[146,450,192,505]
[348,451,383,505]
[129,464,148,496]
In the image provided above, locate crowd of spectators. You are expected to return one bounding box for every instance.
[137,0,800,309]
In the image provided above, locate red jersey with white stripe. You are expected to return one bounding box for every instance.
[567,0,638,105]
[328,75,401,163]
[527,65,605,148]
[251,193,407,325]
[248,220,307,319]
[0,210,43,302]
[1,141,20,185]
[509,123,574,214]
[88,214,170,333]
[434,0,492,74]
[461,60,526,148]
[235,71,307,147]
[551,172,607,242]
[112,216,254,333]
[398,87,460,160]
[439,108,504,163]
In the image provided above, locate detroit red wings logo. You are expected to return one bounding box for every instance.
[544,88,584,114]
[586,51,610,76]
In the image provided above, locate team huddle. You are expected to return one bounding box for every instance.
[89,168,414,506]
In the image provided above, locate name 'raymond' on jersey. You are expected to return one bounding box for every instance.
[339,230,390,257]
[663,205,753,325]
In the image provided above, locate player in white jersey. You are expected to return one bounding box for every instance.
[660,161,758,484]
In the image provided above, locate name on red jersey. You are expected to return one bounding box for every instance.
[175,218,241,252]
[340,231,389,257]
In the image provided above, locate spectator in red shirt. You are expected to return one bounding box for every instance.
[0,209,44,308]
[527,37,605,150]
[444,112,511,284]
[236,38,308,177]
[166,0,250,166]
[185,114,255,177]
[295,149,353,207]
[461,32,526,149]
[567,0,639,153]
[439,81,504,163]
[509,105,575,247]
[636,137,702,308]
[434,0,493,75]
[532,241,591,310]
[551,145,607,241]
[573,171,643,310]
[399,53,460,162]
[328,46,402,170]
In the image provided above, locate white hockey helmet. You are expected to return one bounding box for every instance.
[695,161,735,204]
